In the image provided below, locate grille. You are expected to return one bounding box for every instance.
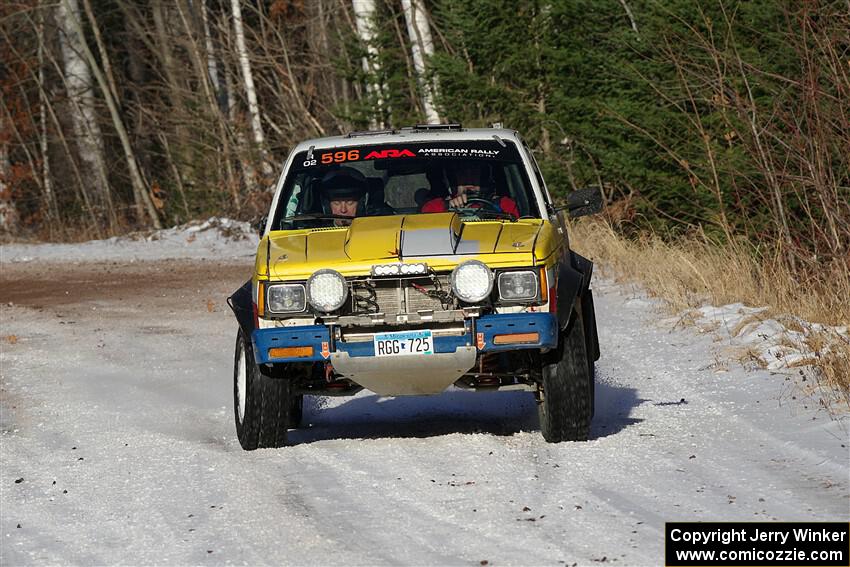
[350,275,451,315]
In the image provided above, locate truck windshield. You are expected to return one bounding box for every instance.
[270,140,539,230]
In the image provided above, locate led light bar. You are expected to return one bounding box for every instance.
[371,263,428,277]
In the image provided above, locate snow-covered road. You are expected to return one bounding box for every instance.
[1,235,847,565]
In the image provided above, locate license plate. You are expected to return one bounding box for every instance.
[373,330,433,357]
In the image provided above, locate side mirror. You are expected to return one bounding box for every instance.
[255,216,268,236]
[560,187,603,218]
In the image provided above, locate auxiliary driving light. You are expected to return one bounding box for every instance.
[371,262,428,277]
[451,260,493,303]
[307,269,348,312]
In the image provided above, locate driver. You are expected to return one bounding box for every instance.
[319,168,368,226]
[420,161,519,218]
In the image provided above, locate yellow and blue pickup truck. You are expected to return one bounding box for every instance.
[228,124,602,449]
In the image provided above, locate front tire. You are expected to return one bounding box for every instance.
[538,307,593,442]
[289,394,304,429]
[581,290,599,418]
[233,329,291,450]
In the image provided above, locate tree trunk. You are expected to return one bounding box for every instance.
[149,0,200,192]
[0,116,20,234]
[55,0,116,229]
[352,0,385,128]
[200,0,225,110]
[388,5,414,115]
[37,0,57,225]
[248,3,325,139]
[151,0,185,108]
[315,0,340,115]
[70,0,162,228]
[400,0,439,123]
[618,0,640,37]
[222,25,256,203]
[230,0,270,177]
[534,6,550,155]
[176,0,239,206]
[34,36,102,233]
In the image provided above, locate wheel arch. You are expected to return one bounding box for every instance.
[556,251,592,329]
[227,279,256,337]
[228,280,277,377]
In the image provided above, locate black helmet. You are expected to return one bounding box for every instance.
[320,167,368,201]
[446,160,495,197]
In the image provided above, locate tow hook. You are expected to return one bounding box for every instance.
[535,383,545,404]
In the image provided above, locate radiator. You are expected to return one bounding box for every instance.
[350,275,451,314]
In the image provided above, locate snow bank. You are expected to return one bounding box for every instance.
[592,277,847,375]
[0,217,259,263]
[667,301,848,372]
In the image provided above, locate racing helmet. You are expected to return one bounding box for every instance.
[446,160,496,198]
[319,167,368,215]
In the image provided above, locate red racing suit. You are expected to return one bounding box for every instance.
[421,196,519,218]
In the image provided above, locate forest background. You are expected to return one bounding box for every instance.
[1,0,848,389]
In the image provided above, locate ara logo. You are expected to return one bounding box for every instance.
[363,148,415,160]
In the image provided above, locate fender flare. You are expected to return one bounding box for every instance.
[227,279,255,337]
[228,281,312,380]
[556,251,594,331]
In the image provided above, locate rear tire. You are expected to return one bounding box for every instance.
[538,307,593,442]
[233,329,291,450]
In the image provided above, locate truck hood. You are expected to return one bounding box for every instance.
[265,213,543,278]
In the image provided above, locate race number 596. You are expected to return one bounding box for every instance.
[321,150,360,164]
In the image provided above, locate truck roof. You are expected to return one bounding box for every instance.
[291,126,521,153]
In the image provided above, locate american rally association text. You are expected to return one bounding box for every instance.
[669,527,849,547]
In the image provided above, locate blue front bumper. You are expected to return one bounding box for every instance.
[252,312,557,365]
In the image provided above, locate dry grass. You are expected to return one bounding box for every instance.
[570,218,850,400]
[820,341,850,407]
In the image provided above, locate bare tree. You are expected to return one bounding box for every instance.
[352,0,385,128]
[230,0,272,180]
[200,0,224,107]
[175,0,239,205]
[401,0,439,123]
[56,0,115,228]
[37,0,57,225]
[0,113,20,234]
[69,0,162,228]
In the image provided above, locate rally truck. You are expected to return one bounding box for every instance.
[227,124,602,449]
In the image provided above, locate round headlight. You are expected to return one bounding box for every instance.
[451,260,493,303]
[307,269,348,312]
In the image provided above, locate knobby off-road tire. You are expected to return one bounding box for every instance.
[581,290,598,418]
[233,329,291,450]
[538,306,593,442]
[289,395,304,429]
